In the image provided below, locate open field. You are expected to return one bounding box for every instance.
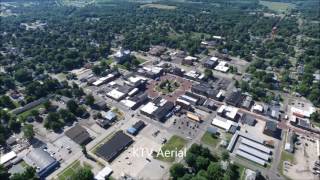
[155,135,187,162]
[201,132,220,148]
[260,1,295,13]
[140,4,176,10]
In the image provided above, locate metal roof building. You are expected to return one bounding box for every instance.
[241,138,272,154]
[238,144,270,161]
[236,150,266,166]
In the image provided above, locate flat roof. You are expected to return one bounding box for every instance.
[181,95,198,103]
[95,166,113,180]
[96,131,133,162]
[107,89,125,100]
[217,105,238,119]
[140,102,158,115]
[211,117,237,131]
[0,151,16,165]
[24,148,58,174]
[65,125,91,145]
[121,99,136,108]
[176,98,191,106]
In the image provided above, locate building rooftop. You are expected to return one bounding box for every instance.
[217,105,239,120]
[96,131,133,162]
[105,110,117,121]
[65,125,91,145]
[24,148,59,177]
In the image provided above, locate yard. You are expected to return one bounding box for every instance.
[17,103,45,121]
[201,132,220,148]
[155,135,187,162]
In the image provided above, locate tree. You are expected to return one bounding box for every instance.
[82,145,88,157]
[195,156,210,171]
[170,163,186,179]
[70,166,94,180]
[85,94,95,106]
[0,96,16,109]
[8,118,21,132]
[14,69,32,83]
[43,101,52,110]
[204,69,213,79]
[0,165,10,180]
[62,109,77,123]
[11,167,39,180]
[44,112,63,130]
[207,162,223,180]
[310,111,320,123]
[23,124,34,140]
[221,151,229,161]
[67,100,79,114]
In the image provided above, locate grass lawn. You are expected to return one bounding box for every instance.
[201,132,220,148]
[155,80,180,94]
[235,163,246,180]
[259,1,295,13]
[279,150,295,176]
[155,135,187,162]
[140,4,176,10]
[20,160,30,168]
[17,103,45,120]
[58,160,81,180]
[225,133,233,142]
[58,160,92,180]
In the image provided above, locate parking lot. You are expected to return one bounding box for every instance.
[283,136,320,179]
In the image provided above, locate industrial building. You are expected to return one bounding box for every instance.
[24,148,59,178]
[95,131,133,162]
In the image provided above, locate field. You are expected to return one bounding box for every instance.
[140,4,176,10]
[260,1,295,13]
[201,132,220,148]
[155,135,187,162]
